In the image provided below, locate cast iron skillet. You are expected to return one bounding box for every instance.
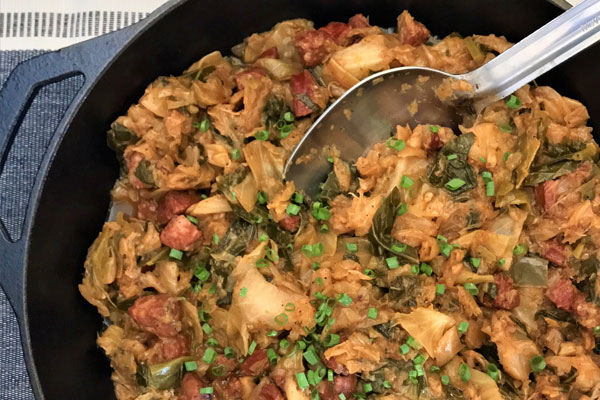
[0,0,598,399]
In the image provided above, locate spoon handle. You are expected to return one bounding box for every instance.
[465,0,600,101]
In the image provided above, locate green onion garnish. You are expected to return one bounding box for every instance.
[202,348,217,364]
[286,203,301,216]
[530,355,546,373]
[441,375,450,385]
[240,287,248,298]
[169,248,183,260]
[513,243,527,256]
[200,387,213,394]
[447,154,458,160]
[401,175,414,188]
[367,308,378,319]
[257,191,268,204]
[186,215,198,225]
[399,344,410,354]
[505,94,522,109]
[274,313,288,326]
[256,258,269,268]
[267,348,278,364]
[184,361,198,371]
[323,334,340,347]
[457,321,469,334]
[471,257,481,268]
[486,363,499,381]
[464,283,479,295]
[386,256,400,270]
[397,202,408,216]
[445,178,466,191]
[199,119,210,132]
[255,129,269,140]
[458,362,471,382]
[486,180,495,196]
[346,243,358,253]
[430,125,439,133]
[296,372,309,389]
[231,148,241,160]
[436,284,446,295]
[248,341,257,355]
[337,293,352,306]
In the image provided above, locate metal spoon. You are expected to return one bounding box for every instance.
[284,0,600,197]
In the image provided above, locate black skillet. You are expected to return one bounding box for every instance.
[0,0,598,398]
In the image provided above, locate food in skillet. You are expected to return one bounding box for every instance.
[79,10,600,400]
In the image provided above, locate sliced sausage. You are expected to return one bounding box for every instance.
[493,274,520,310]
[348,14,370,28]
[397,10,430,46]
[240,349,270,377]
[180,373,211,400]
[259,383,284,400]
[290,70,319,117]
[157,191,201,225]
[320,375,357,400]
[128,295,183,337]
[160,215,203,250]
[323,355,349,375]
[319,22,351,45]
[546,278,576,311]
[295,30,337,67]
[278,216,300,232]
[160,334,189,360]
[540,240,566,267]
[137,198,158,221]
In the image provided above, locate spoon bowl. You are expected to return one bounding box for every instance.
[284,0,600,197]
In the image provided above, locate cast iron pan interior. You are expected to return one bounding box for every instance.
[24,0,598,398]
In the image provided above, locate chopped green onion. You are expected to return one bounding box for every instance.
[367,308,378,319]
[312,202,331,220]
[312,262,320,271]
[363,383,373,393]
[458,362,471,382]
[441,375,450,385]
[259,233,269,242]
[169,248,183,260]
[406,336,420,349]
[437,234,448,243]
[231,148,241,161]
[445,178,466,191]
[420,262,433,276]
[291,192,304,204]
[203,348,217,364]
[328,369,334,382]
[503,151,511,161]
[481,171,493,181]
[303,346,319,365]
[280,125,292,138]
[208,284,216,294]
[399,344,410,355]
[186,215,198,225]
[386,256,400,270]
[267,348,278,364]
[530,355,546,373]
[447,154,458,160]
[457,321,469,334]
[339,394,346,400]
[283,111,294,122]
[413,353,425,365]
[487,363,499,381]
[202,323,213,335]
[213,234,219,245]
[410,264,419,274]
[256,258,269,268]
[224,346,235,358]
[464,283,479,295]
[346,243,358,253]
[257,191,268,204]
[200,387,213,394]
[296,372,309,389]
[401,175,414,188]
[279,339,290,349]
[286,203,301,215]
[324,334,340,347]
[430,366,441,373]
[386,138,406,151]
[505,94,522,109]
[513,243,527,256]
[337,293,353,306]
[383,381,391,388]
[430,125,439,133]
[486,180,495,196]
[327,157,334,163]
[255,129,269,140]
[194,266,210,282]
[274,313,288,326]
[471,257,481,268]
[363,268,375,278]
[240,287,248,298]
[199,119,210,132]
[267,330,278,337]
[479,156,487,163]
[285,302,295,311]
[314,277,324,286]
[397,202,408,216]
[392,243,407,253]
[248,341,257,355]
[206,338,218,346]
[320,224,329,233]
[184,361,198,371]
[498,258,506,267]
[594,326,600,335]
[436,284,446,295]
[265,248,279,262]
[302,243,324,258]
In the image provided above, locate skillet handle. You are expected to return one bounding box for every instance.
[0,25,139,319]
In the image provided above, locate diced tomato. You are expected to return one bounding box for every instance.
[129,295,183,337]
[295,30,337,67]
[319,22,351,44]
[239,349,270,377]
[397,10,430,46]
[157,191,201,225]
[348,14,370,28]
[290,70,318,117]
[160,215,203,250]
[278,216,300,232]
[546,278,576,311]
[540,240,566,266]
[493,274,520,310]
[259,46,278,59]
